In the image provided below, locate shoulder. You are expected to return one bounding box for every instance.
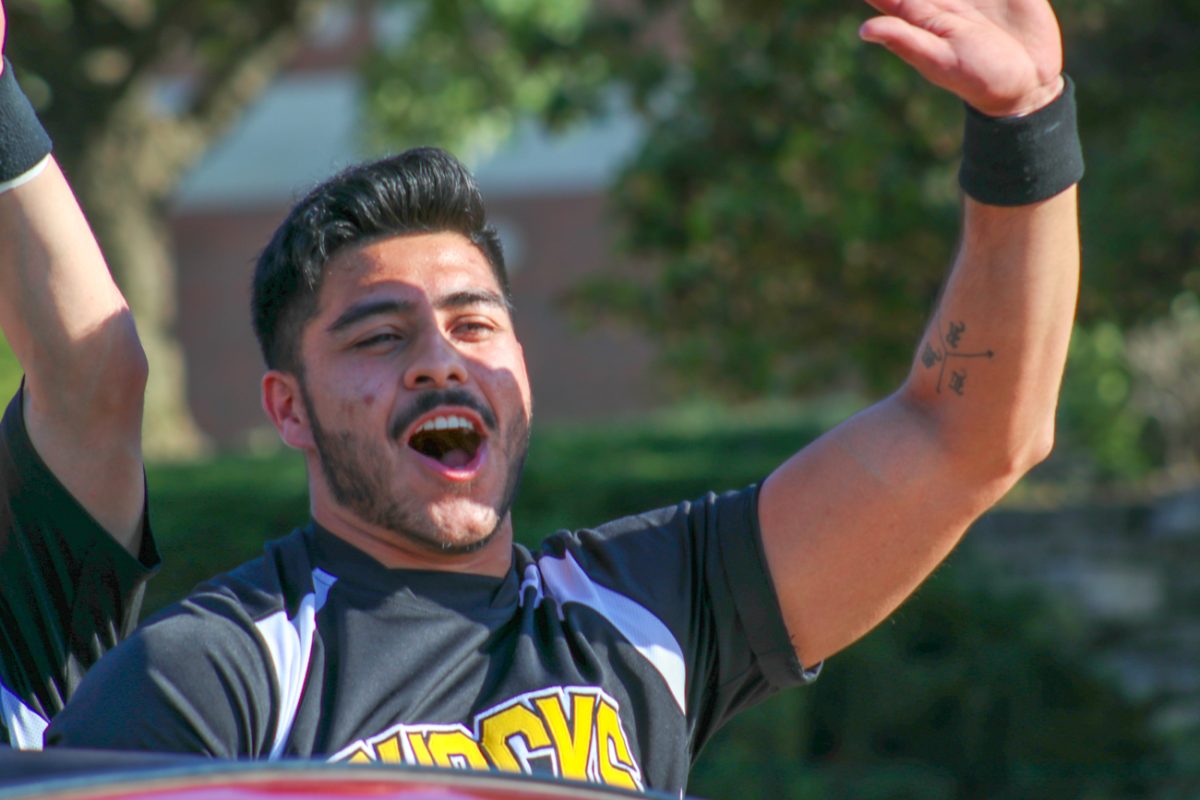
[100,547,310,699]
[529,486,761,619]
[44,583,282,756]
[541,485,761,566]
[182,526,323,623]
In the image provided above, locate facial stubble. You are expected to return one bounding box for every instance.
[300,381,529,555]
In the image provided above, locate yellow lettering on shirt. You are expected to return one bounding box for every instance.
[406,730,434,766]
[480,702,553,773]
[595,696,641,790]
[534,691,596,782]
[374,733,403,764]
[426,729,490,770]
[331,686,643,791]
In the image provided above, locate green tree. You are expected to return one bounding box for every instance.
[580,4,961,396]
[366,0,1199,402]
[4,0,327,456]
[1064,0,1200,326]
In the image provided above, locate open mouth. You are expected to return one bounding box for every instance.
[407,413,485,470]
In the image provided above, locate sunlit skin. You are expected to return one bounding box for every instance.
[261,233,533,577]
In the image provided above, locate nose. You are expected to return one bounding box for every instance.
[403,332,469,390]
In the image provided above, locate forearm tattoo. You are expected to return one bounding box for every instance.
[920,319,994,396]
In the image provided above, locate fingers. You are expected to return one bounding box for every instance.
[859,15,959,78]
[860,0,946,27]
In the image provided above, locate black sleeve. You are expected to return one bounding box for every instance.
[0,386,160,748]
[562,485,819,756]
[702,485,821,730]
[43,591,278,758]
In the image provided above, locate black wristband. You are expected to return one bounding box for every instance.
[959,75,1084,206]
[0,57,53,184]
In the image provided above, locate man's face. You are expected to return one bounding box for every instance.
[288,232,532,559]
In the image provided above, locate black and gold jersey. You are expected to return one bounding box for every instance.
[46,482,813,796]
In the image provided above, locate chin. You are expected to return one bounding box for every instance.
[423,502,505,553]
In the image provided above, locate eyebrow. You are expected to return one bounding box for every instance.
[326,298,416,334]
[435,289,512,314]
[325,290,511,335]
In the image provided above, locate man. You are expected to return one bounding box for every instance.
[2,0,1082,794]
[0,5,159,748]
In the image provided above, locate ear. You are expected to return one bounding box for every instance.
[261,370,315,451]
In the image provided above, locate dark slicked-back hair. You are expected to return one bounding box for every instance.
[251,147,509,372]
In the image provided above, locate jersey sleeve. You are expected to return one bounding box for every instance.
[0,386,160,748]
[43,590,279,757]
[556,485,819,757]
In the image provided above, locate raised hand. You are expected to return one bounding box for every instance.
[858,0,1065,117]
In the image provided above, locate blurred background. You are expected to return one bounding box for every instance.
[1,0,1197,796]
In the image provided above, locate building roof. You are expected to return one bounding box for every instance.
[173,70,643,210]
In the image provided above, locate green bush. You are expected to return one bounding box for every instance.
[143,449,310,611]
[688,559,1167,799]
[1054,322,1155,483]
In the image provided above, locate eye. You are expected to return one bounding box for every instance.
[353,331,403,350]
[452,318,497,341]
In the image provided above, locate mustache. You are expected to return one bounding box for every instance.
[389,389,498,441]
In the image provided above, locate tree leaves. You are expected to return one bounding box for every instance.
[365,0,1197,409]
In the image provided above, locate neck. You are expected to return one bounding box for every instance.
[313,505,516,577]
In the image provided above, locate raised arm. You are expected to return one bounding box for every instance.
[0,3,147,550]
[758,0,1080,667]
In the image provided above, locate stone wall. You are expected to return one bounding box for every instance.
[967,486,1200,738]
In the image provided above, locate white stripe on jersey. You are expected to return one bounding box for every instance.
[255,567,337,759]
[533,552,687,714]
[0,680,48,750]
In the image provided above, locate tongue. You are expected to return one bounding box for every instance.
[439,448,473,469]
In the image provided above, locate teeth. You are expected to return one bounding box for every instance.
[415,415,476,434]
